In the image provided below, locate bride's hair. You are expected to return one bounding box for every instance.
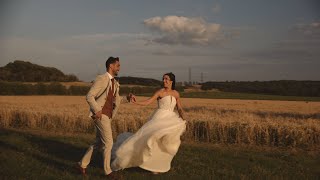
[163,72,176,90]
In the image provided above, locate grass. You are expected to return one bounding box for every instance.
[180,91,320,102]
[0,128,319,179]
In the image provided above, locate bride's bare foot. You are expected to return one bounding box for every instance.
[152,172,160,175]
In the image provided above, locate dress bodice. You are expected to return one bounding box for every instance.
[157,95,176,111]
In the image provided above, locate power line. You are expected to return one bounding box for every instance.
[188,67,191,84]
[201,72,203,83]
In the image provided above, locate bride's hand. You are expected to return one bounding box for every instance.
[127,93,136,103]
[130,96,136,103]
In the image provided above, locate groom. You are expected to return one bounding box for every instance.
[77,56,134,176]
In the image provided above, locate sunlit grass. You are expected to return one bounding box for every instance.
[1,96,320,149]
[1,128,319,179]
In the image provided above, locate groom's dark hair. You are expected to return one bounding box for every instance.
[105,56,119,70]
[163,72,176,90]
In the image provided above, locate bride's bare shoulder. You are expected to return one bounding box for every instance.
[157,88,165,93]
[154,88,165,96]
[173,90,180,99]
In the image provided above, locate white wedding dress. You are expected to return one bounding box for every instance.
[111,95,186,173]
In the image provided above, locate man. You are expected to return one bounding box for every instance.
[77,56,134,177]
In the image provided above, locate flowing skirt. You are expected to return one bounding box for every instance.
[111,109,186,172]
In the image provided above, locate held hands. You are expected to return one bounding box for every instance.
[92,94,136,120]
[127,93,136,103]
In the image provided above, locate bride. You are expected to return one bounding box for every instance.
[111,72,186,174]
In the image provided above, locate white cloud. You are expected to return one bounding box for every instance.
[143,16,227,46]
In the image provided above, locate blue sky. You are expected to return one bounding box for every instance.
[1,0,319,82]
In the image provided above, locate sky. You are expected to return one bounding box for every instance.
[1,0,320,82]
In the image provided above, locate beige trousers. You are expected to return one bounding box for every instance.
[79,114,113,175]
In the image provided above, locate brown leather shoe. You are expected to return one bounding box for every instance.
[76,163,86,176]
[106,172,122,180]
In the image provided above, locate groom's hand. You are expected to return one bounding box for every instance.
[130,94,136,103]
[127,93,136,103]
[126,93,132,102]
[93,110,102,120]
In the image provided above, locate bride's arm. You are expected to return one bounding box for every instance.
[176,92,185,120]
[133,90,161,106]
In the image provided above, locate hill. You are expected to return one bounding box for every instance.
[0,60,79,82]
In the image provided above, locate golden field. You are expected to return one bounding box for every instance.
[0,96,320,149]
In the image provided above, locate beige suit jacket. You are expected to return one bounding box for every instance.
[86,72,128,119]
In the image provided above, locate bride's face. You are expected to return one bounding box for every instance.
[163,75,172,89]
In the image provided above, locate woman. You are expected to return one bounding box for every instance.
[111,72,186,174]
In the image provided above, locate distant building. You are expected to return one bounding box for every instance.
[176,82,183,86]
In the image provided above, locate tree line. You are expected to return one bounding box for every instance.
[0,82,166,96]
[201,80,320,97]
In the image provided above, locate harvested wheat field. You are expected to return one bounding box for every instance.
[0,96,319,149]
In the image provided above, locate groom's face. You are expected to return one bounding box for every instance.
[110,61,120,76]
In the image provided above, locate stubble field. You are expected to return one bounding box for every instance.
[1,96,319,149]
